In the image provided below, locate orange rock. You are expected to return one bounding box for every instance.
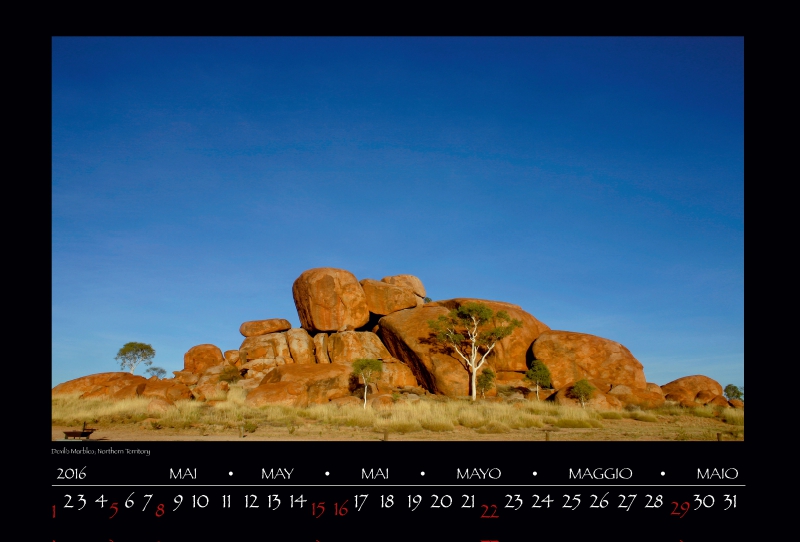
[379,305,473,396]
[147,398,173,413]
[240,333,292,363]
[695,390,717,404]
[140,379,194,403]
[360,278,417,315]
[608,385,665,409]
[184,344,224,374]
[378,360,419,388]
[707,395,731,407]
[239,318,292,337]
[259,364,352,404]
[661,375,723,403]
[224,350,242,368]
[285,328,316,364]
[532,331,646,390]
[292,268,369,332]
[52,372,145,396]
[551,383,622,410]
[646,382,663,395]
[245,381,309,407]
[369,394,395,408]
[436,299,550,372]
[172,371,199,386]
[327,331,391,365]
[728,399,744,409]
[381,274,427,298]
[314,333,331,364]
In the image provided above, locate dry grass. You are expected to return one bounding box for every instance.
[52,390,744,441]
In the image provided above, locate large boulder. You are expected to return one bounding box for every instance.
[239,318,292,337]
[239,332,292,363]
[434,299,550,372]
[259,364,352,403]
[327,331,391,365]
[661,375,723,403]
[531,331,646,390]
[292,268,369,332]
[52,372,193,402]
[607,385,665,409]
[245,381,309,408]
[359,278,417,316]
[184,344,224,374]
[378,360,419,389]
[378,305,472,396]
[381,274,427,298]
[285,328,316,365]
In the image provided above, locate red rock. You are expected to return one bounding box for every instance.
[259,364,352,404]
[707,395,731,407]
[292,268,369,332]
[379,305,472,396]
[245,381,309,408]
[239,318,292,337]
[147,398,173,413]
[285,328,316,364]
[695,390,717,404]
[314,333,331,363]
[240,333,292,362]
[52,372,145,397]
[646,383,663,395]
[661,375,723,403]
[359,278,417,315]
[184,344,224,374]
[172,371,199,386]
[140,379,194,403]
[327,331,391,365]
[532,331,646,390]
[436,299,550,372]
[381,274,427,298]
[728,399,744,409]
[378,360,419,388]
[608,385,665,409]
[224,350,242,368]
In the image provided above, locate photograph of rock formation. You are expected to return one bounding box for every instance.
[52,37,743,441]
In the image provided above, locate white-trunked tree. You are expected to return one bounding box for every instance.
[427,302,522,401]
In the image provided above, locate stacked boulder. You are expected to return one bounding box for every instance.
[52,266,742,411]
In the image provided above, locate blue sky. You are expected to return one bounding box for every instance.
[52,37,743,389]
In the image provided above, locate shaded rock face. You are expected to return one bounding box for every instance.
[661,375,723,403]
[327,331,391,365]
[359,278,417,316]
[381,274,426,298]
[184,344,224,374]
[531,331,646,390]
[240,333,292,364]
[224,350,242,368]
[259,364,352,403]
[51,372,192,402]
[435,299,550,372]
[239,318,292,337]
[378,306,472,397]
[285,328,316,365]
[314,333,331,363]
[292,268,369,332]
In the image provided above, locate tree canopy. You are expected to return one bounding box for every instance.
[115,342,155,374]
[723,384,743,401]
[568,379,595,408]
[427,301,522,401]
[525,360,552,401]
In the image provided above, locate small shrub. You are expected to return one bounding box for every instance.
[218,365,242,384]
[477,421,512,433]
[599,411,623,419]
[242,421,258,433]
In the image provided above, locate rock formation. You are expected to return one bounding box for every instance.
[52,266,740,412]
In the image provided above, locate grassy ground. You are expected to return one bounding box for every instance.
[52,386,744,442]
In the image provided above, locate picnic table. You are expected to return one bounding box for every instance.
[63,422,96,440]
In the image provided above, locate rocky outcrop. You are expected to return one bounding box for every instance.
[435,298,550,372]
[360,278,417,316]
[531,331,646,390]
[292,268,369,332]
[245,381,309,408]
[379,305,471,396]
[239,333,292,363]
[285,328,316,365]
[183,344,224,374]
[314,333,331,364]
[661,375,724,404]
[52,372,193,403]
[239,318,292,337]
[259,364,352,403]
[381,274,426,298]
[327,331,391,365]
